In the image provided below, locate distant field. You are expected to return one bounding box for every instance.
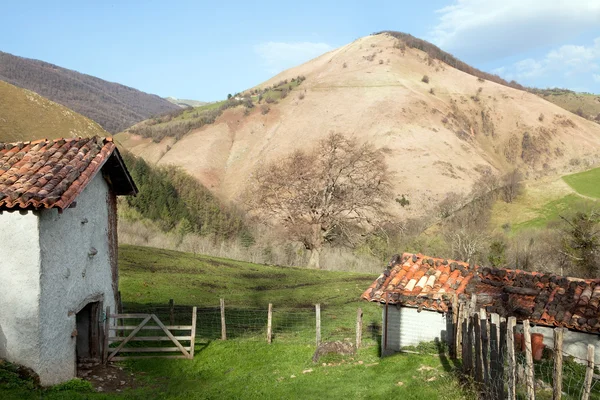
[512,194,585,231]
[563,167,600,199]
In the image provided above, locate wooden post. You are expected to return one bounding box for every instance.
[169,299,175,326]
[490,313,502,400]
[499,317,507,400]
[480,308,490,386]
[474,313,483,383]
[267,304,273,344]
[356,307,363,350]
[582,344,595,400]
[451,296,459,359]
[523,319,535,400]
[103,306,110,364]
[220,298,226,340]
[552,327,563,400]
[316,304,321,346]
[507,317,517,400]
[190,306,197,359]
[456,301,463,359]
[463,310,473,374]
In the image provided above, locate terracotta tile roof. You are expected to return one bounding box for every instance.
[362,253,600,334]
[361,253,478,312]
[0,137,137,210]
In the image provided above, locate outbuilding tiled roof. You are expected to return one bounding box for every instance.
[362,253,600,334]
[0,137,137,210]
[361,253,478,312]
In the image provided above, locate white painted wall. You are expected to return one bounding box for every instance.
[0,211,41,371]
[516,324,600,364]
[382,306,451,355]
[37,174,116,385]
[0,174,116,386]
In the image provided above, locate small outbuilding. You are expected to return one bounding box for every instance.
[362,253,600,362]
[0,137,137,385]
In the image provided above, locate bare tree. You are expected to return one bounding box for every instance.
[247,133,392,269]
[501,169,523,203]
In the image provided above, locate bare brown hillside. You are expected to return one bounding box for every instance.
[0,80,107,142]
[117,33,600,217]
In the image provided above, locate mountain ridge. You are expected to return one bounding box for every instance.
[0,50,179,133]
[117,33,600,217]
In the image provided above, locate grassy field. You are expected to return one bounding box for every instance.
[1,245,473,399]
[563,167,600,199]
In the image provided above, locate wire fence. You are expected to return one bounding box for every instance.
[119,300,379,347]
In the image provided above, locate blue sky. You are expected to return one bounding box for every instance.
[1,1,599,101]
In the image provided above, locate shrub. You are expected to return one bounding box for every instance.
[261,105,270,115]
[280,88,288,99]
[538,113,544,122]
[298,92,305,100]
[575,107,585,117]
[429,88,435,95]
[477,77,485,83]
[343,62,347,68]
[265,97,275,104]
[378,59,383,64]
[421,75,429,84]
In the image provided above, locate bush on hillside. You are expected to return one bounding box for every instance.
[421,75,430,84]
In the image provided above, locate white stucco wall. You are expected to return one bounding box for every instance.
[37,174,116,385]
[516,324,600,364]
[0,211,41,371]
[382,306,451,355]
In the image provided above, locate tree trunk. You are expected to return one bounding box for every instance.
[307,247,321,269]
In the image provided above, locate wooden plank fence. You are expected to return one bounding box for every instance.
[452,300,600,400]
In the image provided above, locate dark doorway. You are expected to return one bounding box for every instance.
[75,302,101,361]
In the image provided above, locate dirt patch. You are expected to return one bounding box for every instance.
[77,362,139,393]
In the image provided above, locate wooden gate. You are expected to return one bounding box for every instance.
[103,306,197,362]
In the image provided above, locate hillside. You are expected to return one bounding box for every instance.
[530,88,600,122]
[117,32,600,218]
[166,97,207,108]
[0,80,107,142]
[0,50,179,133]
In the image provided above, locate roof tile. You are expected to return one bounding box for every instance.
[0,137,136,210]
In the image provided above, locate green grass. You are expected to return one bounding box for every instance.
[1,245,473,399]
[563,167,600,199]
[1,342,471,400]
[512,194,585,231]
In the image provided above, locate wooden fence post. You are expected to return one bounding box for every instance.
[474,313,484,383]
[523,319,535,400]
[456,301,463,359]
[169,299,175,326]
[507,317,517,400]
[316,304,321,346]
[220,298,226,340]
[490,313,503,400]
[552,327,563,400]
[267,304,273,344]
[103,305,110,364]
[582,344,595,400]
[190,307,197,359]
[356,308,362,350]
[480,308,490,386]
[463,310,473,374]
[451,295,459,359]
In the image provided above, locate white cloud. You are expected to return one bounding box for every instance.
[254,41,333,74]
[494,38,600,87]
[430,0,600,62]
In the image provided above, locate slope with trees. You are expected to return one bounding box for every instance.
[0,50,178,133]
